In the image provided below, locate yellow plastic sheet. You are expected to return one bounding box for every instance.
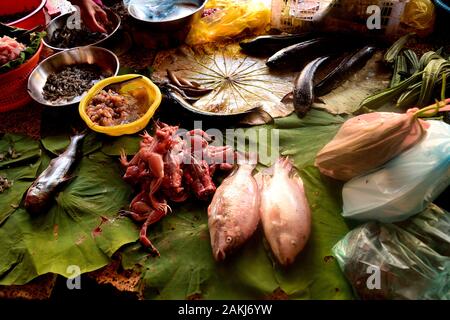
[186,0,271,45]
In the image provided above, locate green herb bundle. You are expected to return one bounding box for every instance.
[361,34,450,110]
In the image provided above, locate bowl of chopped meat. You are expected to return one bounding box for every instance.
[79,74,162,136]
[27,46,120,107]
[0,24,45,112]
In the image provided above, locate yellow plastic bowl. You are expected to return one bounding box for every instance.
[79,74,162,136]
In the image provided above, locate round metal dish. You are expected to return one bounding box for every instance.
[127,0,206,31]
[27,46,120,107]
[42,9,121,51]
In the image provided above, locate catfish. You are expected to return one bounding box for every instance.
[24,133,85,214]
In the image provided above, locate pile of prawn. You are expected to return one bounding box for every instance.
[120,121,236,255]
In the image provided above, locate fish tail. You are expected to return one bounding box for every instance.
[274,156,293,174]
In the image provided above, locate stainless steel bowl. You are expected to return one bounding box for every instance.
[127,0,206,32]
[42,9,121,51]
[27,46,120,107]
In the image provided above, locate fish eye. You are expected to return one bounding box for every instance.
[226,236,233,243]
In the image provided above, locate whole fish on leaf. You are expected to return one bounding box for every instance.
[257,157,311,266]
[315,45,377,96]
[266,38,327,70]
[25,133,85,214]
[293,56,329,118]
[208,163,261,261]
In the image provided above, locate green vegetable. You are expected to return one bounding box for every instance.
[418,58,450,106]
[403,49,419,74]
[396,82,421,108]
[363,47,450,109]
[360,71,423,109]
[384,33,414,64]
[418,51,442,70]
[390,55,408,88]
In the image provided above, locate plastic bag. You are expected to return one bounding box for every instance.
[315,108,429,181]
[342,120,450,223]
[398,204,450,257]
[333,206,450,300]
[186,0,271,46]
[401,0,436,37]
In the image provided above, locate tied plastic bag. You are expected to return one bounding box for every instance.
[332,206,450,300]
[315,108,429,181]
[401,0,436,37]
[342,120,450,223]
[185,0,271,46]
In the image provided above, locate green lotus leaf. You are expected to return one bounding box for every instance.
[0,134,41,169]
[0,152,138,285]
[120,110,352,299]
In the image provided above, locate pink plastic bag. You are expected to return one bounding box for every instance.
[315,108,431,181]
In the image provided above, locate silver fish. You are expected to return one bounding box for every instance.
[208,163,260,261]
[24,133,85,214]
[258,157,311,266]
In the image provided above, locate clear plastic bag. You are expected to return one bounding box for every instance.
[398,203,450,257]
[186,0,271,45]
[342,120,450,223]
[315,109,429,181]
[333,206,450,300]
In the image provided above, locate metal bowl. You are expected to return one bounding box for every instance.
[42,9,121,51]
[127,0,206,31]
[27,46,120,107]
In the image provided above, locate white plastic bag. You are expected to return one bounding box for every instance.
[342,120,450,223]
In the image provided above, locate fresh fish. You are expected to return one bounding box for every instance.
[266,37,328,69]
[240,33,316,55]
[24,133,85,214]
[293,56,329,118]
[315,45,377,96]
[258,157,311,266]
[208,164,260,261]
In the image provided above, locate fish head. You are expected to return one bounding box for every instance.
[209,218,242,261]
[24,183,51,214]
[272,233,305,266]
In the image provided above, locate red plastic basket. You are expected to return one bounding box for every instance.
[0,0,47,30]
[0,42,43,113]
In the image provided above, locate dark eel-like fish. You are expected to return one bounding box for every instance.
[293,56,329,118]
[266,38,327,69]
[240,33,316,55]
[315,45,377,96]
[24,133,85,214]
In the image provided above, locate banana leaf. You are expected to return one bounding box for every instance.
[275,110,345,169]
[101,135,141,156]
[0,152,138,285]
[120,110,353,299]
[0,134,41,169]
[0,160,41,225]
[41,133,102,156]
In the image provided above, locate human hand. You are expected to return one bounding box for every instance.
[72,0,108,33]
